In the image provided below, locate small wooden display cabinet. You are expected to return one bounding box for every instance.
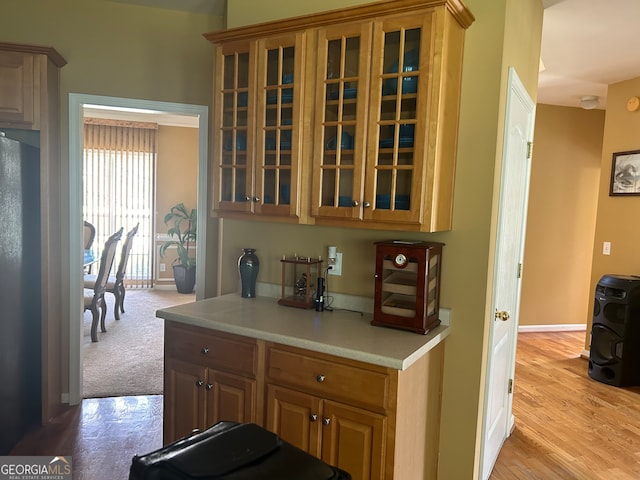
[372,240,443,334]
[278,256,323,309]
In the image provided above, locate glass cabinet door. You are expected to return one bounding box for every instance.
[365,15,434,224]
[215,45,252,213]
[255,34,304,217]
[312,23,372,220]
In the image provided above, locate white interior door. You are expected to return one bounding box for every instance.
[480,67,535,479]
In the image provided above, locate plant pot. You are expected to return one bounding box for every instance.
[172,264,196,294]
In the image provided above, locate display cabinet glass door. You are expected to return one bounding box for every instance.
[312,23,371,220]
[216,46,252,213]
[365,16,434,224]
[256,34,303,217]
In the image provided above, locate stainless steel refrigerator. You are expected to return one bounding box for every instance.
[0,132,41,454]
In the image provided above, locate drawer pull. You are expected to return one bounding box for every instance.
[316,374,326,383]
[206,383,213,390]
[201,347,209,354]
[322,417,331,426]
[309,414,318,422]
[196,380,204,387]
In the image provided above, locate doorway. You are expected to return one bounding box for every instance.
[68,94,208,405]
[479,68,535,479]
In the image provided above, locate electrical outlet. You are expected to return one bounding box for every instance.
[160,263,166,272]
[603,241,611,255]
[328,252,343,276]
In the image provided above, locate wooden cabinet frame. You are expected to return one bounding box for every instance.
[206,0,473,232]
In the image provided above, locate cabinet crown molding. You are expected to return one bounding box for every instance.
[0,42,66,67]
[204,0,474,44]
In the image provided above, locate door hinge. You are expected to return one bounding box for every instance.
[517,263,522,278]
[508,378,513,394]
[526,141,533,159]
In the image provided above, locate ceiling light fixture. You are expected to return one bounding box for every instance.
[580,95,599,110]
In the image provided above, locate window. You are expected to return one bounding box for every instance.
[83,119,156,287]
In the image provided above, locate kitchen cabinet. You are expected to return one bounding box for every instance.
[161,296,448,480]
[311,6,471,231]
[210,31,308,221]
[265,345,388,479]
[163,321,260,443]
[206,0,473,231]
[0,50,37,128]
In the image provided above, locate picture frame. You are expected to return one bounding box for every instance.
[610,150,640,196]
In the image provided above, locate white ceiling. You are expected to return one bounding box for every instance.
[538,0,640,109]
[95,0,640,120]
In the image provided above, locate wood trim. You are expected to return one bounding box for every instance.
[0,42,67,67]
[203,0,474,44]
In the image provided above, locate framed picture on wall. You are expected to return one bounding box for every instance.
[610,150,640,195]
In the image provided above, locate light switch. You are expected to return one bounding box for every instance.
[603,242,611,255]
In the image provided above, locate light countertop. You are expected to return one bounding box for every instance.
[156,294,449,371]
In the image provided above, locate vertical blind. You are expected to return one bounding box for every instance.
[83,119,156,288]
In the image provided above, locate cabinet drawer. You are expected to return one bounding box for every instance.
[267,346,391,411]
[165,322,257,378]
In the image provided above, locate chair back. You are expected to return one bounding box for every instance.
[115,223,139,282]
[92,228,123,293]
[83,221,96,249]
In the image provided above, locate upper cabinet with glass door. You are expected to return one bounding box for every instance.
[206,0,473,230]
[210,33,306,221]
[212,43,253,215]
[312,4,473,231]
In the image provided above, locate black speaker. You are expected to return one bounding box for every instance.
[588,274,640,386]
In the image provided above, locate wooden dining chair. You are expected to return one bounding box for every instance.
[83,227,123,342]
[84,223,139,320]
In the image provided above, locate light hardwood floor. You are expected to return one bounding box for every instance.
[491,331,640,480]
[10,330,640,479]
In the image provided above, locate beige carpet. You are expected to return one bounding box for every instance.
[82,288,195,398]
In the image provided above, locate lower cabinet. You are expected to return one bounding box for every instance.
[266,384,386,479]
[163,322,259,443]
[163,321,445,480]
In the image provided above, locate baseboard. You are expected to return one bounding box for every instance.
[581,349,590,359]
[518,324,587,333]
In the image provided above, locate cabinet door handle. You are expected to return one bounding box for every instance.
[309,414,318,422]
[206,383,213,390]
[196,380,204,387]
[362,201,371,208]
[252,196,260,202]
[316,374,326,383]
[322,417,331,426]
[351,200,360,207]
[243,195,251,202]
[201,347,209,355]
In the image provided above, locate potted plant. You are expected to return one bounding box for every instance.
[159,203,197,293]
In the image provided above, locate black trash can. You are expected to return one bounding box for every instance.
[129,421,351,480]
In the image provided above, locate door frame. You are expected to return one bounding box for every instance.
[479,67,535,479]
[68,93,209,405]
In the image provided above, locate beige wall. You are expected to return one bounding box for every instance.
[519,105,604,327]
[156,125,199,283]
[588,77,640,344]
[223,0,543,477]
